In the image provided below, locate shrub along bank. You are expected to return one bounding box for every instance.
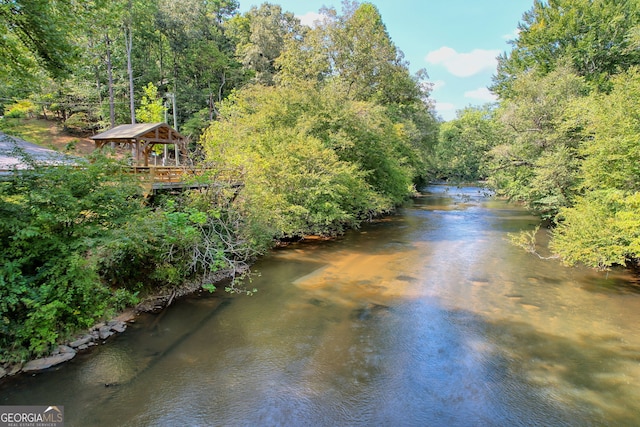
[0,155,269,363]
[0,84,431,363]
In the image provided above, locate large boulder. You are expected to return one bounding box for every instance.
[98,325,113,340]
[69,335,93,348]
[22,352,76,373]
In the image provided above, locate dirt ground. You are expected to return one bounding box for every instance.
[43,121,96,155]
[0,118,133,169]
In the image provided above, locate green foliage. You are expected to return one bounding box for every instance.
[493,0,640,97]
[550,68,640,269]
[64,112,95,134]
[234,3,301,86]
[0,0,441,361]
[0,156,144,361]
[508,225,542,255]
[202,283,217,293]
[0,0,78,80]
[481,2,640,272]
[181,108,212,140]
[329,3,401,101]
[430,105,502,182]
[200,3,437,238]
[552,191,640,269]
[488,67,587,218]
[155,0,245,125]
[275,23,330,88]
[276,2,426,108]
[577,68,640,193]
[0,152,271,361]
[3,100,36,119]
[135,82,165,124]
[202,84,398,238]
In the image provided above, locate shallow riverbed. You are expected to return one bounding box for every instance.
[2,185,639,426]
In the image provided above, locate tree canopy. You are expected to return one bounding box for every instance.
[430,0,640,270]
[492,0,640,97]
[201,2,436,237]
[0,1,439,362]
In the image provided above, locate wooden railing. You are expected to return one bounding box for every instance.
[129,166,197,183]
[0,165,243,195]
[126,166,244,195]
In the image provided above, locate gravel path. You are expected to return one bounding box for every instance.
[0,131,82,170]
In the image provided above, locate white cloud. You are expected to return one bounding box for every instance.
[464,87,498,102]
[297,12,324,27]
[425,47,501,77]
[435,102,456,111]
[435,102,456,121]
[502,28,521,41]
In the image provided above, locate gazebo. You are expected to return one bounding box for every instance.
[90,123,186,166]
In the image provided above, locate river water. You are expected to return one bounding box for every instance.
[2,185,640,426]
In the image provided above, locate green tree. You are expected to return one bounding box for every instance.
[201,85,393,237]
[330,2,399,101]
[274,1,437,182]
[156,0,243,132]
[551,68,640,269]
[136,82,165,123]
[488,66,588,217]
[493,0,640,97]
[0,0,78,80]
[233,3,301,86]
[275,20,330,88]
[276,2,425,106]
[0,0,87,114]
[431,105,503,182]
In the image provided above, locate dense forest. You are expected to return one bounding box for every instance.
[1,0,639,362]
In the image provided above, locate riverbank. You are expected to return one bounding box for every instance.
[0,311,133,380]
[0,225,359,381]
[4,185,640,425]
[0,263,251,380]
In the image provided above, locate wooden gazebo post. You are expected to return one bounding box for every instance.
[90,123,186,167]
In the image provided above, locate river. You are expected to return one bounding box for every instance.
[2,185,640,426]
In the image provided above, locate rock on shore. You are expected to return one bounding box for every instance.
[2,314,134,376]
[22,352,76,373]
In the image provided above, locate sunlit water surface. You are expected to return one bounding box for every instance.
[2,185,640,426]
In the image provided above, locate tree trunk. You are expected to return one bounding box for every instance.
[125,28,135,124]
[218,70,226,103]
[124,25,136,160]
[105,34,116,148]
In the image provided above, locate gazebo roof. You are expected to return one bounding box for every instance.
[91,123,186,166]
[91,123,184,144]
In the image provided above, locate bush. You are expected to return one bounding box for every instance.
[64,112,97,134]
[201,84,415,239]
[551,191,640,269]
[0,156,145,361]
[3,100,36,119]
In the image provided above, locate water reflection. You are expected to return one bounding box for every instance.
[1,185,640,426]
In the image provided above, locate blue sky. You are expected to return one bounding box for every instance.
[238,0,534,121]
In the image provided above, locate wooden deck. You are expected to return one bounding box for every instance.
[128,166,243,195]
[0,164,242,196]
